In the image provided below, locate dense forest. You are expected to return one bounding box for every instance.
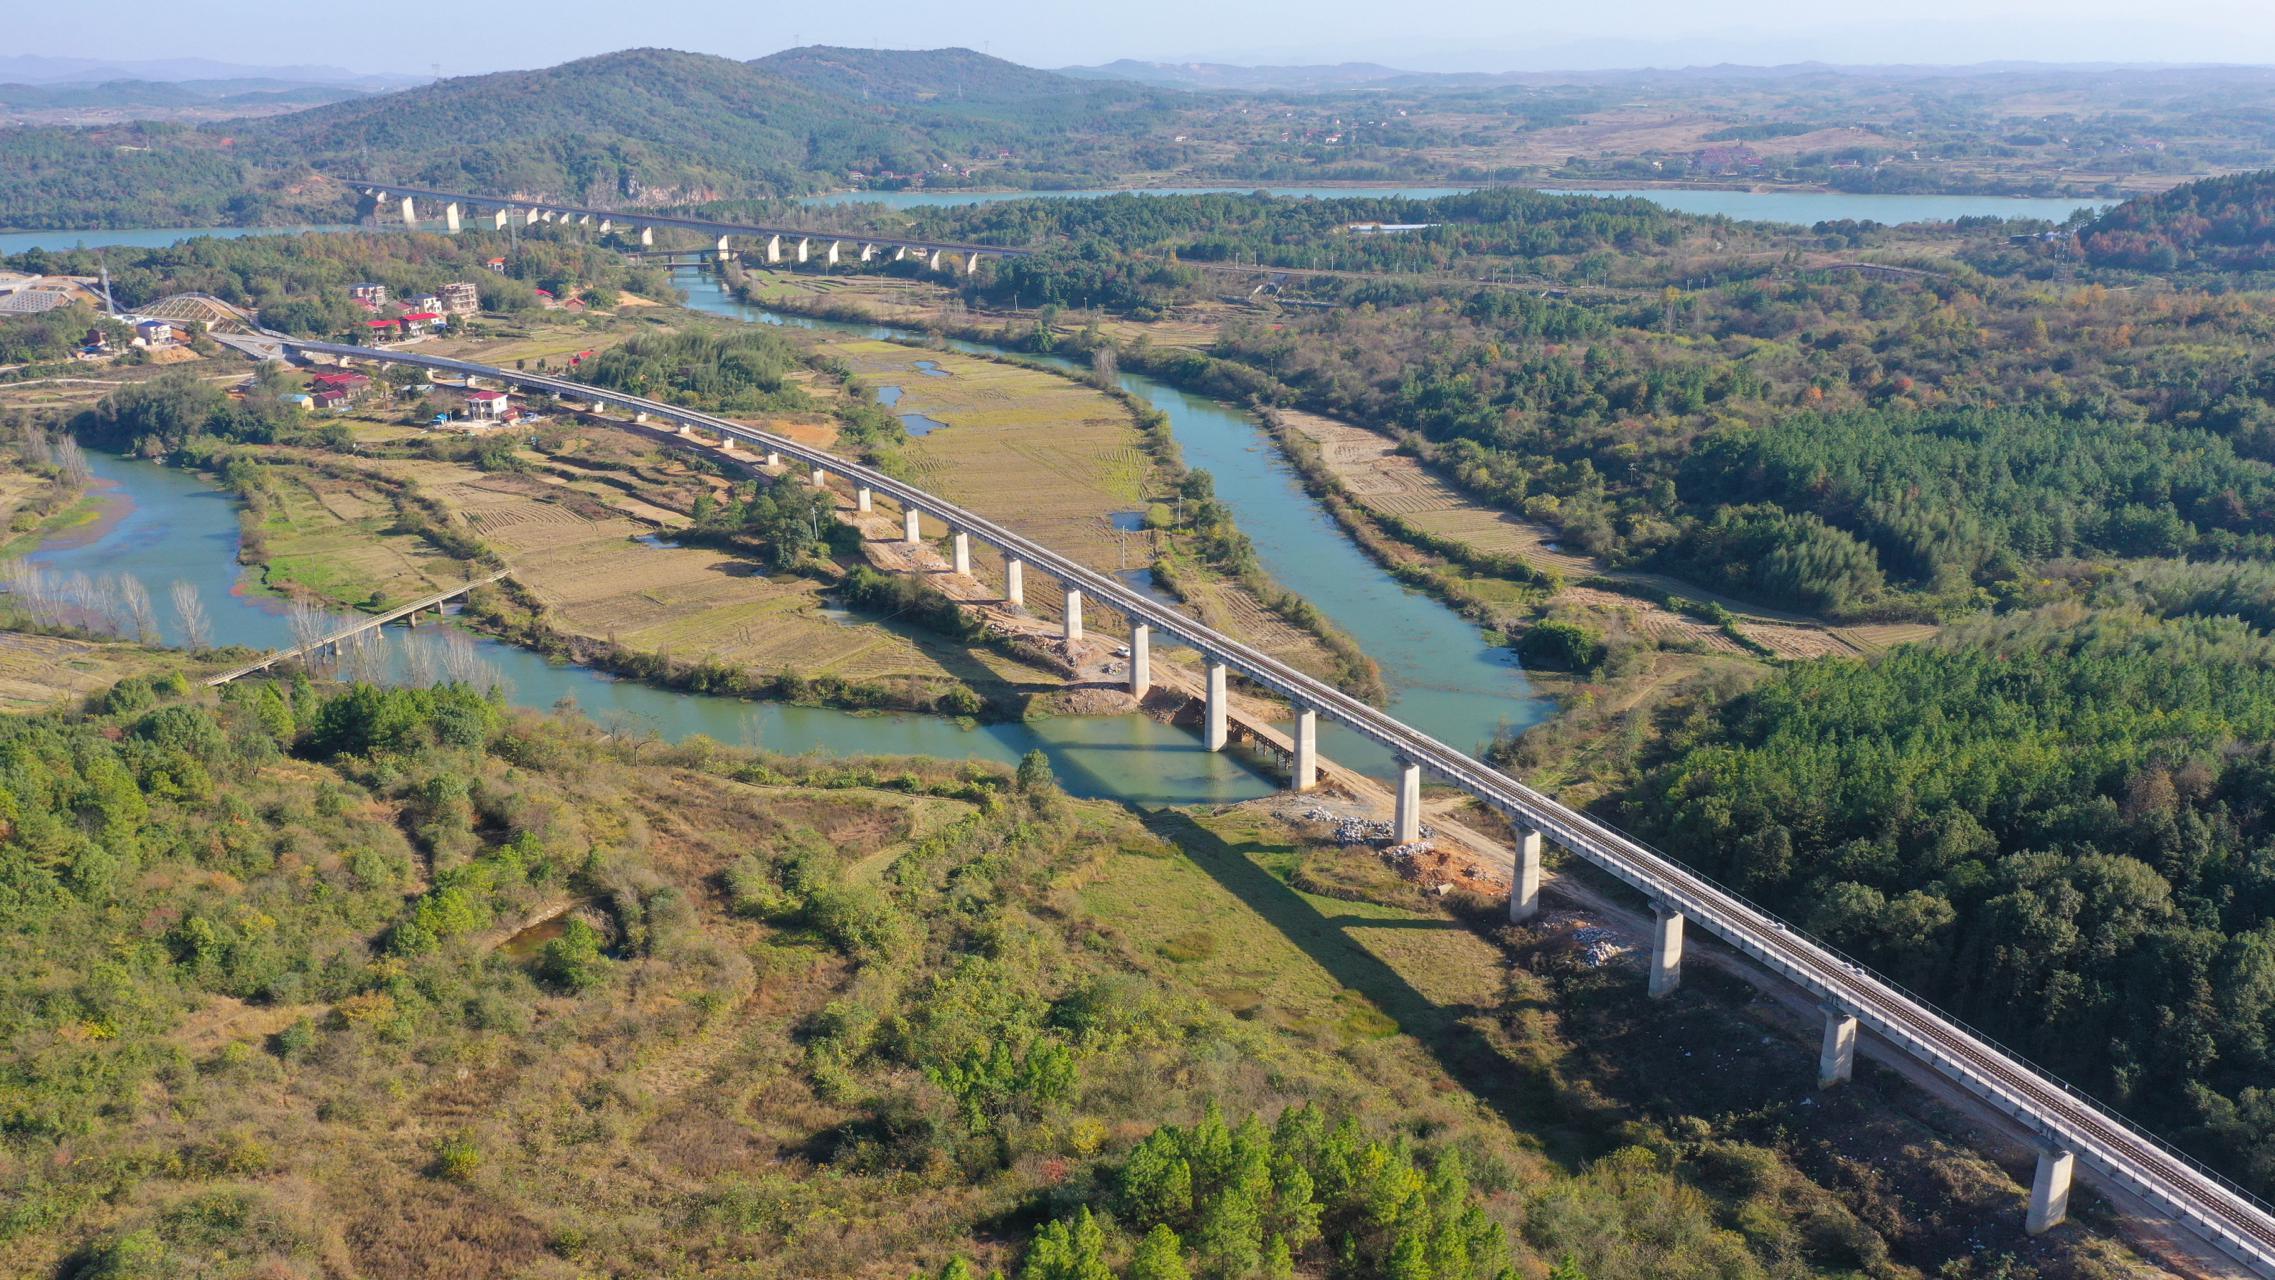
[906,181,2275,618]
[2082,169,2275,275]
[1625,589,2275,1195]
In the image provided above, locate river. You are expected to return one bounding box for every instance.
[0,225,361,256]
[21,256,1545,805]
[671,271,1544,777]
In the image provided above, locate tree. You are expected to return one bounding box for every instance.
[1127,1226,1190,1280]
[168,579,211,650]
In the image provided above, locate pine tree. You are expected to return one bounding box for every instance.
[1126,1225,1191,1280]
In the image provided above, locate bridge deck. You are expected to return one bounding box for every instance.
[202,570,510,686]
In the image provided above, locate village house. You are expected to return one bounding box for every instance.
[134,319,178,346]
[308,371,372,400]
[362,317,400,341]
[310,388,351,412]
[439,281,481,315]
[410,294,443,314]
[485,257,507,274]
[399,310,445,337]
[350,282,389,308]
[464,388,510,421]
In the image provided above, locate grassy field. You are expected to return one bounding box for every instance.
[819,336,1344,679]
[0,629,170,710]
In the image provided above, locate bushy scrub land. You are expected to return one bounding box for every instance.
[0,664,2159,1278]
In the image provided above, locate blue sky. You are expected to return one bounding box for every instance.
[16,0,2275,77]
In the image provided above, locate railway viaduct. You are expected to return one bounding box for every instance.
[349,180,1025,275]
[221,330,2275,1276]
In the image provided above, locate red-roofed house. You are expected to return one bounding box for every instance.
[309,371,371,393]
[400,311,445,336]
[465,388,509,421]
[362,317,400,340]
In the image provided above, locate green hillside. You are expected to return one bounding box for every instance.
[0,46,1177,231]
[751,45,1111,105]
[2083,168,2275,274]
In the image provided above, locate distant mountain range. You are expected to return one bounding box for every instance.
[0,54,422,90]
[1058,60,1424,91]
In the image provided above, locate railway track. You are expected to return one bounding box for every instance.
[239,332,2275,1273]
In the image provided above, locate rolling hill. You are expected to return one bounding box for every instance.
[0,46,1183,230]
[2082,168,2275,274]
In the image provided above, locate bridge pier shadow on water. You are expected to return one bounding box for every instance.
[1139,808,1592,1160]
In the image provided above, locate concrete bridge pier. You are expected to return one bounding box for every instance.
[1509,825,1543,922]
[860,243,877,262]
[1004,557,1025,608]
[1393,759,1423,844]
[2026,1145,2076,1235]
[1204,660,1229,750]
[494,209,511,230]
[927,249,945,271]
[951,531,971,576]
[444,202,461,233]
[966,251,983,275]
[1064,588,1083,643]
[524,208,542,227]
[400,195,419,226]
[764,449,781,467]
[856,485,872,513]
[1291,707,1318,791]
[904,507,923,544]
[640,226,654,247]
[810,464,827,487]
[894,246,908,262]
[717,235,733,262]
[1129,623,1151,694]
[765,234,782,264]
[796,237,810,264]
[1819,1006,1858,1087]
[827,240,842,266]
[1648,903,1686,998]
[599,218,613,233]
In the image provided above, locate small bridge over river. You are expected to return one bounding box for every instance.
[201,570,510,687]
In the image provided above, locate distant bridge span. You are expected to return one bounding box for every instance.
[221,327,2275,1275]
[345,179,1029,273]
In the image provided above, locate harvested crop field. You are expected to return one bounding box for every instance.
[827,339,1152,566]
[1281,410,1596,576]
[361,455,1059,694]
[256,465,465,608]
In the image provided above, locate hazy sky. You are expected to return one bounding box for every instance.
[18,0,2275,76]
